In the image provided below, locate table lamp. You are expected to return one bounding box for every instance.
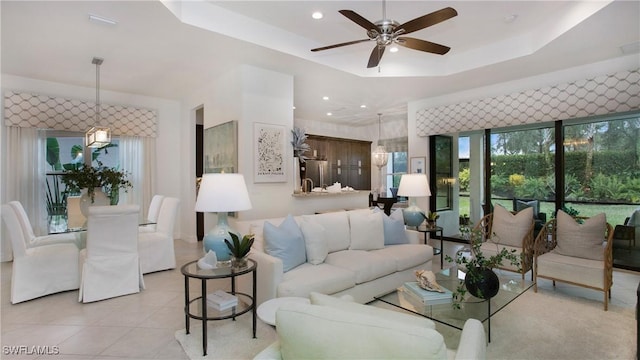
[397,173,431,227]
[195,173,252,264]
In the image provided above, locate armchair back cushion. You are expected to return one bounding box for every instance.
[276,302,447,360]
[491,204,533,247]
[554,210,606,261]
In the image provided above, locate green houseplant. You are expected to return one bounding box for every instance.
[225,232,255,268]
[421,211,440,228]
[61,162,132,204]
[445,229,521,309]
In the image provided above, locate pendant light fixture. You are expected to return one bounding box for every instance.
[85,57,111,148]
[372,113,389,194]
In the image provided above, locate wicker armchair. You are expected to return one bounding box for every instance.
[473,204,535,280]
[533,212,613,310]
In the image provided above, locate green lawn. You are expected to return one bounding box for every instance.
[459,196,637,226]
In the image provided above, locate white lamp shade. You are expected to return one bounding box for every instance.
[195,173,252,212]
[397,173,431,197]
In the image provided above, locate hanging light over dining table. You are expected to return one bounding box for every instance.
[85,57,111,148]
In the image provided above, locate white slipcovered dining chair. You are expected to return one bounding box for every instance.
[79,205,145,303]
[9,201,80,248]
[534,210,613,310]
[139,195,164,233]
[139,197,179,274]
[2,204,80,304]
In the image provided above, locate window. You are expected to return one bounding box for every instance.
[431,135,453,211]
[385,151,407,190]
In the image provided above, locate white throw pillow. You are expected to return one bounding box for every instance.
[554,210,606,260]
[348,210,385,250]
[491,204,533,247]
[302,211,350,252]
[300,219,329,265]
[374,208,409,245]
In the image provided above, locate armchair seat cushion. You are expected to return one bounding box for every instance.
[537,251,605,289]
[479,242,522,272]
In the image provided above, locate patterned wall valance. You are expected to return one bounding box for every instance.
[4,91,157,137]
[416,68,640,136]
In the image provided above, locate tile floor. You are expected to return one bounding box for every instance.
[1,238,638,359]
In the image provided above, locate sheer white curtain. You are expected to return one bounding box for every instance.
[119,136,156,220]
[2,127,47,261]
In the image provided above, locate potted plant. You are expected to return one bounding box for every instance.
[421,211,439,228]
[61,162,132,204]
[291,127,310,192]
[445,229,521,309]
[225,232,255,268]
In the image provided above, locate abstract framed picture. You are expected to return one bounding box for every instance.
[254,123,286,183]
[204,120,238,174]
[410,157,426,174]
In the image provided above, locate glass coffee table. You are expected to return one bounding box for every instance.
[374,267,534,342]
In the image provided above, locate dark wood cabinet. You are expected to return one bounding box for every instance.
[306,135,371,190]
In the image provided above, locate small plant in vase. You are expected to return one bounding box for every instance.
[445,229,521,309]
[225,232,255,268]
[421,211,439,228]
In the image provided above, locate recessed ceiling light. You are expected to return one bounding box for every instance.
[389,46,399,53]
[322,96,329,101]
[312,11,323,20]
[326,112,332,116]
[503,14,518,23]
[292,106,296,110]
[88,14,117,26]
[360,104,367,108]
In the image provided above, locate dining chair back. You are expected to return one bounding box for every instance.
[8,200,79,248]
[139,197,179,274]
[79,204,144,303]
[139,195,164,233]
[2,204,80,304]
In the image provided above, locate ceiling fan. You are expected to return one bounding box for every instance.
[311,1,457,68]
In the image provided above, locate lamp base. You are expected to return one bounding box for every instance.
[203,213,239,266]
[403,205,425,228]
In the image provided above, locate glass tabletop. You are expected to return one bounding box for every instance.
[374,267,534,331]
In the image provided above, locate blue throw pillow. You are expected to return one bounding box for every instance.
[263,215,306,272]
[373,208,409,245]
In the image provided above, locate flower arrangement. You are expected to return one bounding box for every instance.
[291,127,310,163]
[445,229,521,308]
[61,162,132,203]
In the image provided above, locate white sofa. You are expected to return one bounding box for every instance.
[253,292,486,360]
[235,208,434,305]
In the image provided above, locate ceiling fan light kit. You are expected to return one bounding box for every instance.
[311,1,457,68]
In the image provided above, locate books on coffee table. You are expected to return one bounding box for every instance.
[207,290,238,311]
[402,281,453,305]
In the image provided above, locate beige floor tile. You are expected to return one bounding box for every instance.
[99,327,176,358]
[57,325,132,356]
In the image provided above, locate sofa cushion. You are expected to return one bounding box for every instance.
[278,263,356,298]
[374,208,410,245]
[309,292,436,330]
[325,250,397,284]
[264,215,306,272]
[491,204,532,247]
[299,219,328,265]
[554,211,606,261]
[302,212,350,253]
[276,302,447,360]
[372,244,433,271]
[348,210,385,250]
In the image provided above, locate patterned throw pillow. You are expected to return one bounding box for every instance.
[554,210,606,261]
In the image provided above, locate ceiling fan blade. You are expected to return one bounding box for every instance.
[397,37,450,55]
[339,10,378,32]
[398,7,457,35]
[311,39,372,52]
[367,46,385,68]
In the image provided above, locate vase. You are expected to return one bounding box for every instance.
[294,157,302,193]
[464,268,500,299]
[79,187,110,218]
[231,255,249,269]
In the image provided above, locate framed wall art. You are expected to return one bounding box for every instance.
[204,120,238,174]
[410,157,426,174]
[254,123,286,183]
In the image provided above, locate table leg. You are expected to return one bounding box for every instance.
[252,267,257,338]
[439,230,444,269]
[184,275,190,335]
[487,299,491,343]
[202,279,208,356]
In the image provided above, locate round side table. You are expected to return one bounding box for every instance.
[257,297,310,326]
